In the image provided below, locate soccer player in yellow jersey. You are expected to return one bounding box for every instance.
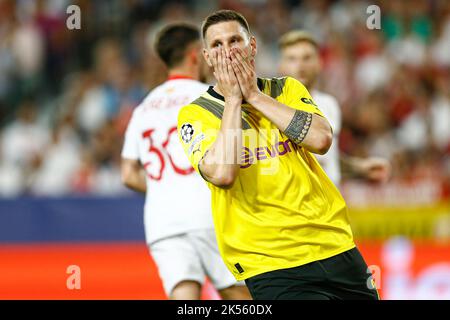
[178,10,379,300]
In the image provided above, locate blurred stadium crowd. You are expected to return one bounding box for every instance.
[0,0,449,197]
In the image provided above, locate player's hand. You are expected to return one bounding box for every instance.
[359,157,392,183]
[211,47,242,102]
[230,47,261,103]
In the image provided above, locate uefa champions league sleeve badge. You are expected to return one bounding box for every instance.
[180,123,195,144]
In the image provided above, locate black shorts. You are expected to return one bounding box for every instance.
[244,247,380,300]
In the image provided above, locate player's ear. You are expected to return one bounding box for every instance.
[203,48,213,68]
[250,36,257,57]
[188,47,199,65]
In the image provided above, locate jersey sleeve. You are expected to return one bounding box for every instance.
[177,104,219,177]
[121,110,140,160]
[282,77,326,117]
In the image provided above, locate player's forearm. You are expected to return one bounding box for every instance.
[340,154,364,178]
[247,92,332,154]
[339,154,391,182]
[124,175,147,193]
[122,173,147,193]
[121,162,147,193]
[200,98,242,188]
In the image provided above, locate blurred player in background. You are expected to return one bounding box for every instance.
[121,23,250,300]
[178,10,379,300]
[278,30,391,186]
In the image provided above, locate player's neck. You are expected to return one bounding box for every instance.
[168,65,198,81]
[212,85,224,97]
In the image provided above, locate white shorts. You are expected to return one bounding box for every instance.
[149,229,243,297]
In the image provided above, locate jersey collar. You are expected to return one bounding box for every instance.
[167,75,194,81]
[207,78,264,103]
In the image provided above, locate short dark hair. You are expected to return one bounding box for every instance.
[201,10,250,41]
[154,23,200,68]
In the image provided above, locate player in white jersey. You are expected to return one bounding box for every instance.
[278,30,391,186]
[121,23,250,300]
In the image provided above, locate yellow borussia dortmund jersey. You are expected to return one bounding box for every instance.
[177,76,355,281]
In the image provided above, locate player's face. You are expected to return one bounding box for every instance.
[279,42,320,89]
[203,21,256,68]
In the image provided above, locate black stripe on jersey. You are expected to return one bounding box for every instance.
[194,94,252,129]
[253,77,287,99]
[270,77,287,99]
